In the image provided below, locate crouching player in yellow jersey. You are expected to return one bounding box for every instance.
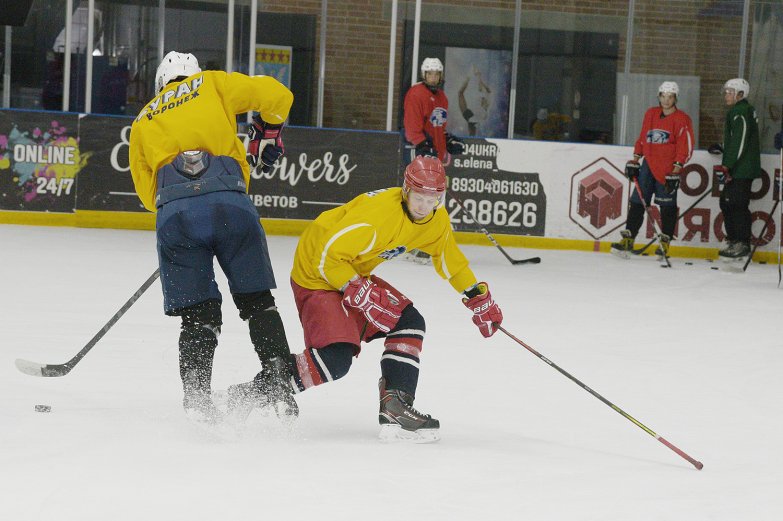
[129,51,297,424]
[286,156,504,442]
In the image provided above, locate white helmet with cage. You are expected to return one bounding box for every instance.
[155,51,201,95]
[658,81,679,96]
[723,78,750,98]
[420,57,444,76]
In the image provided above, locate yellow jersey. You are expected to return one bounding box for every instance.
[129,71,293,212]
[291,188,478,294]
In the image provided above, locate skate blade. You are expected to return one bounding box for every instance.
[378,424,440,444]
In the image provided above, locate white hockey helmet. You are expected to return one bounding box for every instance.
[658,81,679,96]
[155,51,201,95]
[723,78,750,98]
[420,57,443,76]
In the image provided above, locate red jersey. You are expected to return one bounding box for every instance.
[633,106,694,183]
[403,82,449,163]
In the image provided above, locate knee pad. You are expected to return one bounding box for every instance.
[291,343,355,392]
[233,290,276,321]
[660,206,678,238]
[385,305,425,354]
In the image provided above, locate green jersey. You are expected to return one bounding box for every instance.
[722,99,761,179]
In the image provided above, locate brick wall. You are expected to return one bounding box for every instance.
[262,0,749,148]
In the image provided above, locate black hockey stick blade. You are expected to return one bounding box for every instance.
[15,358,73,377]
[511,256,541,264]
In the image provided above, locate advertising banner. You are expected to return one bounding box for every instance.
[248,127,399,220]
[0,111,83,212]
[445,139,546,236]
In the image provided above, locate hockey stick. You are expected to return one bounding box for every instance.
[497,325,703,470]
[631,188,711,255]
[450,193,541,265]
[15,269,161,377]
[742,199,779,272]
[632,178,671,267]
[778,111,783,286]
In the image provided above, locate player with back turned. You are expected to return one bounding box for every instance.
[129,51,297,424]
[611,81,694,260]
[281,156,503,443]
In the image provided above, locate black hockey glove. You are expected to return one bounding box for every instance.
[775,132,782,151]
[246,115,285,173]
[624,160,640,180]
[415,138,437,158]
[664,173,680,194]
[445,133,466,155]
[713,165,731,185]
[708,143,724,155]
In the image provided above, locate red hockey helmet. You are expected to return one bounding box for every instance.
[403,156,447,196]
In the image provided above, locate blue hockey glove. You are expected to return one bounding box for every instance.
[664,173,680,195]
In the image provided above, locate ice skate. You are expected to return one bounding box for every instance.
[718,241,737,259]
[720,241,750,263]
[655,234,671,266]
[227,357,299,424]
[401,248,432,265]
[610,230,635,259]
[183,390,223,425]
[377,378,439,443]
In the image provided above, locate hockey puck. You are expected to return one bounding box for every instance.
[759,261,767,265]
[34,404,51,413]
[685,262,693,265]
[710,266,719,270]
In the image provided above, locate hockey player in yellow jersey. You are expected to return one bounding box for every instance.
[286,156,504,442]
[129,51,297,424]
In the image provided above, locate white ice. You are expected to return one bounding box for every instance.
[1,224,780,520]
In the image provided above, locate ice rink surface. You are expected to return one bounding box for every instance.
[1,224,780,520]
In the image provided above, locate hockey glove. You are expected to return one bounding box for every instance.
[775,132,782,151]
[246,115,285,173]
[708,143,724,155]
[664,173,680,195]
[624,160,640,180]
[462,282,503,338]
[446,134,466,155]
[713,165,731,185]
[415,138,438,158]
[342,278,403,333]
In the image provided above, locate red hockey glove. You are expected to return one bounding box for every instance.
[462,282,503,338]
[342,278,402,333]
[713,165,731,185]
[246,115,285,173]
[625,160,640,180]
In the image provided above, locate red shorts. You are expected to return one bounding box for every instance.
[290,276,412,353]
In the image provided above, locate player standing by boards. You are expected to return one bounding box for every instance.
[283,156,503,443]
[611,81,694,260]
[712,78,761,261]
[129,51,297,424]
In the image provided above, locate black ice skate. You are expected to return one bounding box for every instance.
[226,357,299,423]
[183,390,223,424]
[610,230,635,259]
[378,377,440,443]
[718,241,738,258]
[720,241,750,261]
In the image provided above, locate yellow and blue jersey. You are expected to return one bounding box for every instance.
[130,70,293,212]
